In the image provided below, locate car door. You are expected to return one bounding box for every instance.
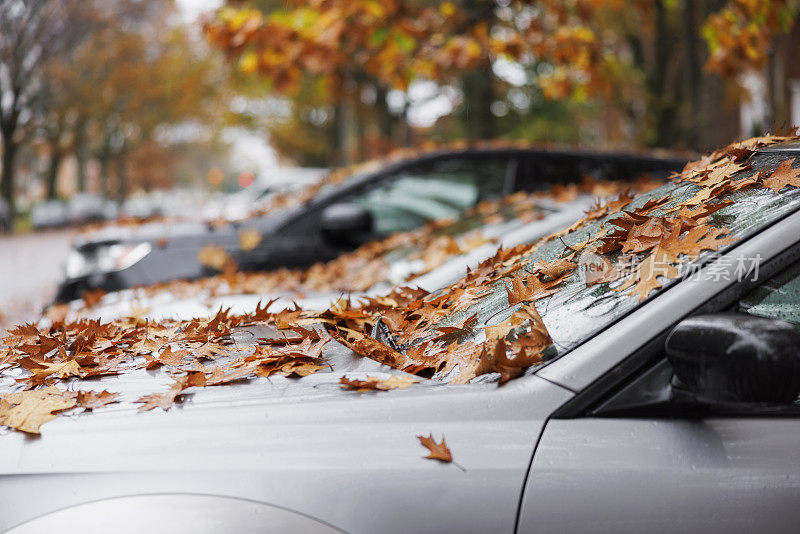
[270,155,515,268]
[518,259,800,534]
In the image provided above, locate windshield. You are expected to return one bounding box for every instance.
[322,136,800,383]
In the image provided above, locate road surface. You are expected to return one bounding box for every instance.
[0,229,77,334]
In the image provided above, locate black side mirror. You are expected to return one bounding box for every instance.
[666,313,800,406]
[319,203,373,243]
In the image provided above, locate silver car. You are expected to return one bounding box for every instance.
[2,141,800,533]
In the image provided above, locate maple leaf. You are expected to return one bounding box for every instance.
[762,158,800,193]
[340,374,416,392]
[76,390,120,410]
[417,433,453,463]
[239,228,262,251]
[0,387,77,434]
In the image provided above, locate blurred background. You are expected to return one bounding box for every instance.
[0,0,799,324]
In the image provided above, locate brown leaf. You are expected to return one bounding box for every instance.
[198,245,236,273]
[417,433,453,463]
[340,374,416,392]
[0,386,77,434]
[82,288,106,308]
[762,158,800,193]
[76,390,120,410]
[239,228,262,251]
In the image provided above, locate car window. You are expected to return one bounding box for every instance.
[349,157,510,235]
[738,260,800,327]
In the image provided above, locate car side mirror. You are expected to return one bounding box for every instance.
[666,313,800,406]
[319,203,373,242]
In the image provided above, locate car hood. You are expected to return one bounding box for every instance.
[0,345,571,534]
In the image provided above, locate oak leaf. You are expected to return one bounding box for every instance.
[340,374,416,392]
[76,390,120,410]
[0,387,77,434]
[417,433,453,463]
[762,158,800,193]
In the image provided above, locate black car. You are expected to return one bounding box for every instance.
[56,146,686,302]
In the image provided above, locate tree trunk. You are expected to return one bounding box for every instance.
[461,63,496,140]
[0,132,17,228]
[683,0,701,149]
[648,0,672,147]
[75,124,87,192]
[115,152,128,202]
[46,151,63,200]
[99,153,111,198]
[375,84,394,142]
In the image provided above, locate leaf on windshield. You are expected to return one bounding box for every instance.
[762,158,800,193]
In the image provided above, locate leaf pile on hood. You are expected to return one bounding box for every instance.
[0,305,330,433]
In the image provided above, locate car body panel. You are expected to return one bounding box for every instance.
[0,366,572,533]
[7,494,344,534]
[519,417,800,534]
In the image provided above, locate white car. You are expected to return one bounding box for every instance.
[2,139,800,533]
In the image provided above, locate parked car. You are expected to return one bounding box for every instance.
[67,194,116,225]
[59,177,617,321]
[201,168,326,222]
[30,200,70,230]
[55,145,684,302]
[2,136,800,533]
[0,198,10,233]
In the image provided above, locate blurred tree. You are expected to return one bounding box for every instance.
[205,0,798,161]
[0,0,91,224]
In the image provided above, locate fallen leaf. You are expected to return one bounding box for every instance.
[75,390,120,410]
[417,433,453,463]
[0,387,77,434]
[198,245,236,273]
[239,228,262,251]
[762,158,800,193]
[340,374,416,392]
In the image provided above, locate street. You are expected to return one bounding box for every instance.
[0,229,76,333]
